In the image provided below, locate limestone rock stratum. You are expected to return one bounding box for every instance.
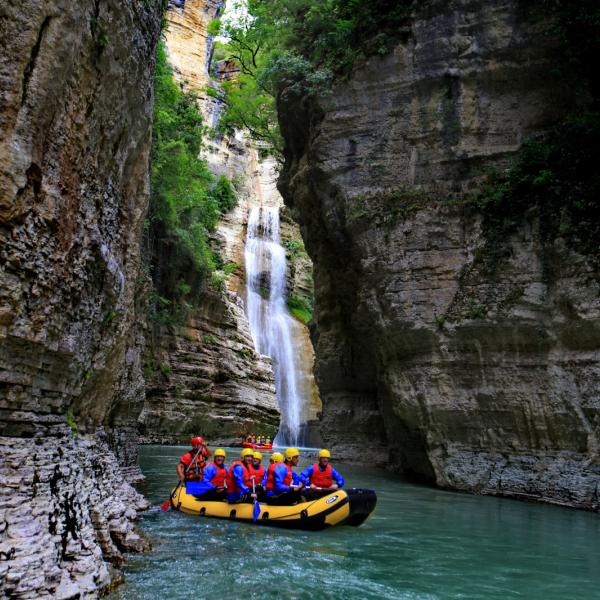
[0,0,161,595]
[278,0,600,509]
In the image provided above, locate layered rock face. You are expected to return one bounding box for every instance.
[279,0,600,509]
[164,0,223,96]
[140,182,280,445]
[0,0,160,595]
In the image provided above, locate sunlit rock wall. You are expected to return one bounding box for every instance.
[278,0,600,509]
[0,0,161,595]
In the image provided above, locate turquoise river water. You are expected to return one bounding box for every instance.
[110,446,599,600]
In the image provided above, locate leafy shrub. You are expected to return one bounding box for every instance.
[211,175,238,212]
[282,238,307,261]
[287,293,313,324]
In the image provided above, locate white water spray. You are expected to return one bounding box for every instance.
[245,206,303,445]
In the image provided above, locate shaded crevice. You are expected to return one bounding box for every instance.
[60,493,79,561]
[21,16,52,107]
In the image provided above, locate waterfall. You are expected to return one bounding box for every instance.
[245,206,302,446]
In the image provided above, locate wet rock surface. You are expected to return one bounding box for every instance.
[0,0,161,594]
[278,0,600,508]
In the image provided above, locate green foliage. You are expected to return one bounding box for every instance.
[204,85,221,100]
[474,112,600,267]
[176,281,192,297]
[202,334,218,345]
[160,364,173,376]
[469,2,600,273]
[65,412,78,438]
[215,1,412,158]
[223,262,239,275]
[98,31,110,49]
[465,301,488,320]
[101,309,119,327]
[211,41,230,65]
[287,293,313,324]
[149,41,239,320]
[219,73,283,153]
[282,238,307,262]
[143,363,156,378]
[255,0,412,77]
[207,18,222,36]
[236,346,254,359]
[212,175,238,212]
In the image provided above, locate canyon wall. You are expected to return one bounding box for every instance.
[0,1,160,596]
[278,0,600,509]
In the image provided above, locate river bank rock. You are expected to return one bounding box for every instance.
[0,431,150,599]
[278,0,600,509]
[0,0,161,593]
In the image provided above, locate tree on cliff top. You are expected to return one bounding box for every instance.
[213,0,413,160]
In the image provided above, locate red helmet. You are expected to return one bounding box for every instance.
[191,436,205,446]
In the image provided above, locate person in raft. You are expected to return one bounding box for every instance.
[265,447,304,505]
[226,448,256,503]
[249,451,267,500]
[265,452,283,496]
[269,452,283,465]
[177,436,211,483]
[299,449,345,499]
[185,448,228,500]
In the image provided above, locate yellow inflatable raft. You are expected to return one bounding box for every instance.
[169,487,377,531]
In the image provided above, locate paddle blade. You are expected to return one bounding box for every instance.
[161,498,171,511]
[253,501,261,522]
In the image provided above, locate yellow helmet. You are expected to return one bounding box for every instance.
[271,452,284,463]
[318,449,331,459]
[241,448,254,458]
[253,451,263,460]
[214,448,226,458]
[285,447,300,460]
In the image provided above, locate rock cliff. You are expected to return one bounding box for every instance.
[139,1,280,444]
[0,0,160,595]
[278,0,600,509]
[139,1,322,444]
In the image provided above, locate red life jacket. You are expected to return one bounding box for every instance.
[251,464,265,486]
[265,463,277,491]
[226,460,252,493]
[283,462,293,486]
[181,451,207,482]
[206,461,227,487]
[310,463,333,487]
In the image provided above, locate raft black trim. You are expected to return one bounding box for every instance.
[265,496,350,530]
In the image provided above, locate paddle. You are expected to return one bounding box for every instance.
[251,477,261,522]
[161,446,203,511]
